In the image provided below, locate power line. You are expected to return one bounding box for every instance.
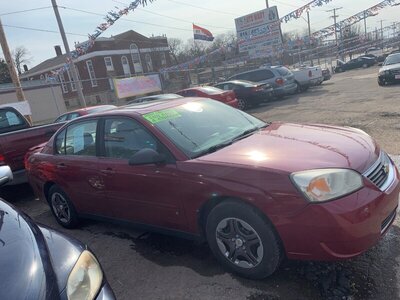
[0,6,52,17]
[164,0,238,16]
[60,6,193,32]
[1,24,87,37]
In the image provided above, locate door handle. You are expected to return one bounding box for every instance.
[56,163,67,169]
[100,168,115,175]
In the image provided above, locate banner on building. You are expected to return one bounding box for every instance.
[114,74,162,99]
[235,6,283,58]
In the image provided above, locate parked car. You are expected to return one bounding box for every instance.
[322,68,332,81]
[335,57,375,72]
[378,53,400,86]
[54,105,117,123]
[176,86,238,108]
[228,66,297,98]
[291,66,323,92]
[213,80,274,110]
[0,107,63,185]
[0,165,115,300]
[26,98,399,280]
[366,47,385,59]
[127,94,183,105]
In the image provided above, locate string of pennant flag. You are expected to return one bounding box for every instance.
[50,0,155,78]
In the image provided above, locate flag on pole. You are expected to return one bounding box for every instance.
[193,24,214,41]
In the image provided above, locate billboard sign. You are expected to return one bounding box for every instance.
[235,6,283,57]
[114,74,162,99]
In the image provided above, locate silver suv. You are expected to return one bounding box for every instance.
[229,66,297,98]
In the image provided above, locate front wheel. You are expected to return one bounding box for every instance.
[48,185,80,229]
[237,98,248,110]
[206,201,283,279]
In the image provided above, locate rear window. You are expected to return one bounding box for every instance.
[87,105,116,114]
[198,87,224,95]
[234,70,274,82]
[0,109,27,133]
[275,67,291,76]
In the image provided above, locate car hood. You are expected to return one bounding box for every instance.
[379,62,400,72]
[0,200,60,300]
[196,122,379,174]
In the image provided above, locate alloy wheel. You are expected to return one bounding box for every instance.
[51,192,71,223]
[215,218,264,269]
[237,99,246,110]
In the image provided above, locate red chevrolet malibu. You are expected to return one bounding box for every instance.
[26,98,399,279]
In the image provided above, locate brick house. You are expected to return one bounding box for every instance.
[21,30,171,108]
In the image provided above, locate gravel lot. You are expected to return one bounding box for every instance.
[1,66,399,300]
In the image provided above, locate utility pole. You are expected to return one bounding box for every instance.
[265,0,269,8]
[363,10,368,37]
[380,20,384,50]
[0,18,32,123]
[307,11,313,66]
[51,0,86,108]
[327,8,342,57]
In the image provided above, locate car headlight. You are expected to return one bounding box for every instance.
[67,250,103,300]
[291,169,363,203]
[379,70,390,75]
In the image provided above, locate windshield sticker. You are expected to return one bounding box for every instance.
[143,109,181,124]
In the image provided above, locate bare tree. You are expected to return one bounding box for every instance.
[168,38,183,64]
[12,46,32,75]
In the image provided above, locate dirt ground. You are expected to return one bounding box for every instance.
[1,66,399,300]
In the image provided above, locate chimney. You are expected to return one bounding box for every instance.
[23,64,29,72]
[54,45,62,57]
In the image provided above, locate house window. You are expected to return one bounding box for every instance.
[121,56,131,76]
[130,43,143,74]
[66,69,77,91]
[108,78,114,90]
[104,57,114,71]
[86,60,98,87]
[59,73,68,93]
[145,54,153,72]
[160,52,167,67]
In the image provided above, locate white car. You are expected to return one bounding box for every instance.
[291,66,323,92]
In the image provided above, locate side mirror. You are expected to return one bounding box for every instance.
[0,166,13,186]
[129,148,166,166]
[378,63,383,66]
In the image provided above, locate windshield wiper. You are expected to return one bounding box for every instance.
[233,123,270,142]
[192,140,233,158]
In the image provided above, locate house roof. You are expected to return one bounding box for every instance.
[20,30,168,79]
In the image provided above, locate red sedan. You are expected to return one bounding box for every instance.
[176,86,238,109]
[26,98,399,279]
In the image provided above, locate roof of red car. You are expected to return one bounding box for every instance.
[94,97,206,117]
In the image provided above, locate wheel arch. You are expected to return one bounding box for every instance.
[197,196,285,251]
[43,181,56,203]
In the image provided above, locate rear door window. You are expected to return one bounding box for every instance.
[61,120,98,156]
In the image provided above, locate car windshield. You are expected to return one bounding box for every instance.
[383,54,400,66]
[142,99,266,158]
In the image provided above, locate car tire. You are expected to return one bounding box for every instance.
[205,200,283,279]
[295,82,301,94]
[237,98,248,110]
[48,185,80,229]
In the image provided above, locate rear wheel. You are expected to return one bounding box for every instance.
[48,185,79,229]
[237,98,248,110]
[206,201,283,279]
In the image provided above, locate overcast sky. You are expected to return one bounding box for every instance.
[1,0,399,67]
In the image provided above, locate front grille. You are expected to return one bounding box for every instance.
[391,69,400,75]
[381,208,397,233]
[363,152,392,190]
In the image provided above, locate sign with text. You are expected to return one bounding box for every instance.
[235,6,283,57]
[114,74,162,99]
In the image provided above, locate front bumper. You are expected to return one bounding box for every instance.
[378,73,400,84]
[226,98,239,108]
[278,164,400,261]
[96,282,116,300]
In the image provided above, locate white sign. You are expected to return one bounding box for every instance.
[0,101,32,116]
[114,74,162,99]
[235,7,283,56]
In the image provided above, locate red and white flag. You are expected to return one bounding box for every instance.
[193,24,214,42]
